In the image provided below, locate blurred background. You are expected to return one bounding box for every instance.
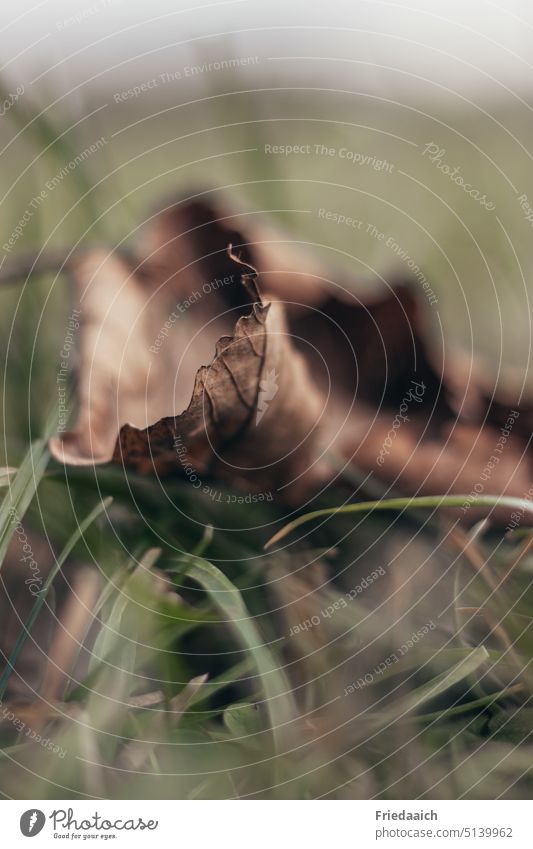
[1,0,533,801]
[2,0,533,414]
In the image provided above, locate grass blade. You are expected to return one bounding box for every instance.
[265,495,533,549]
[414,683,523,724]
[0,439,50,566]
[89,547,161,673]
[381,646,490,724]
[183,555,297,749]
[0,496,112,699]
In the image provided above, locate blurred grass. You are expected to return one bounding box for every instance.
[1,71,533,800]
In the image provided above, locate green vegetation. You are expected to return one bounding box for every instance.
[1,83,533,800]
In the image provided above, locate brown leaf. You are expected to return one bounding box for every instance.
[48,191,533,515]
[50,243,324,500]
[49,249,225,467]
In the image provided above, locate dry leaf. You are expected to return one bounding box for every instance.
[47,191,533,515]
[50,242,324,501]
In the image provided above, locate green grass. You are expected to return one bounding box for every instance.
[1,79,533,801]
[265,495,533,549]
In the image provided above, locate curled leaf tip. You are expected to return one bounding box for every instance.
[228,243,261,304]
